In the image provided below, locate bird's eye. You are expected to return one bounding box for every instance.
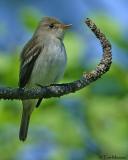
[49,24,54,29]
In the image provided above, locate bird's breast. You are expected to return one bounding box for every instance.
[30,39,67,86]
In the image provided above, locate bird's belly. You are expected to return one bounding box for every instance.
[29,43,66,86]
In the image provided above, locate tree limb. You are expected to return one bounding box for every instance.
[0,18,112,100]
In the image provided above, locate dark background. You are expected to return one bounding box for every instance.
[0,0,128,159]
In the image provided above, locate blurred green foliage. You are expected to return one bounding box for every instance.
[20,7,42,32]
[93,14,128,51]
[0,10,128,160]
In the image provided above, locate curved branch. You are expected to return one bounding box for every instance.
[0,18,112,100]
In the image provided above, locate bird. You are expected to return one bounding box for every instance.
[18,17,72,141]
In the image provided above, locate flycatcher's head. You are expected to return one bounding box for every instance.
[35,17,72,39]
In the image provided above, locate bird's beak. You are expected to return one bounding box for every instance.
[61,24,72,30]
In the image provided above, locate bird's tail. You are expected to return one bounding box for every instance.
[19,100,34,141]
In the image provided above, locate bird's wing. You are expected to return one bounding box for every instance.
[19,37,42,88]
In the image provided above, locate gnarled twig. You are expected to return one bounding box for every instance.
[0,18,112,100]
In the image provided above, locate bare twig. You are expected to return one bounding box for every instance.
[0,18,112,100]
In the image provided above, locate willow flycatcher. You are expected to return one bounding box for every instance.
[19,17,71,141]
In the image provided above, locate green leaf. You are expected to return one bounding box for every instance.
[20,7,42,31]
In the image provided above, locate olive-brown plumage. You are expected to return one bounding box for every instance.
[19,17,71,141]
